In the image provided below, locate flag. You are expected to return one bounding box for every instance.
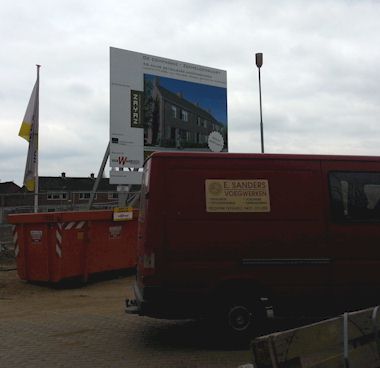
[19,68,39,192]
[23,125,38,191]
[19,81,38,142]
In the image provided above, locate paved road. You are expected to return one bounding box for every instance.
[0,270,252,368]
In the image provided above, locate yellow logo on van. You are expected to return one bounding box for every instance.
[205,179,270,213]
[208,181,223,196]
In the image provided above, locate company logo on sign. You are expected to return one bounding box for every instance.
[208,181,223,195]
[131,90,143,128]
[114,156,141,166]
[118,156,128,165]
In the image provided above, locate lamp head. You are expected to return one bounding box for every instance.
[255,53,263,68]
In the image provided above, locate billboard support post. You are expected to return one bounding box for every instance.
[88,142,110,210]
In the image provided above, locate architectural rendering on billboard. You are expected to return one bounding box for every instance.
[109,47,228,184]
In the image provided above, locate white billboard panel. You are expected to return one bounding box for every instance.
[110,47,228,184]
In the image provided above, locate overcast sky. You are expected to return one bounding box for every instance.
[1,0,380,186]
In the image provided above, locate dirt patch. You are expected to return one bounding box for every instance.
[0,227,253,366]
[0,267,252,368]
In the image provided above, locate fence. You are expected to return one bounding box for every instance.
[0,191,140,224]
[251,306,380,368]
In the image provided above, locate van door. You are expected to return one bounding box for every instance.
[322,161,380,312]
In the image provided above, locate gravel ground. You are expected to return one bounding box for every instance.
[0,224,316,367]
[0,256,254,368]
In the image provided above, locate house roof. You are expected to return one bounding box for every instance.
[0,181,21,194]
[37,176,117,192]
[17,175,141,193]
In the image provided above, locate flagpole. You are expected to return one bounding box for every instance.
[34,65,40,213]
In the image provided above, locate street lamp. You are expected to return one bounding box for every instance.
[255,52,264,153]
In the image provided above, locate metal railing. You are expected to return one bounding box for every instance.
[0,191,140,224]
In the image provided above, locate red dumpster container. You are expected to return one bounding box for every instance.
[7,209,138,282]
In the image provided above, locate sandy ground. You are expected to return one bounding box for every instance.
[0,256,254,368]
[0,224,313,367]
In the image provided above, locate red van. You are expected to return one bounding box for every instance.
[127,152,380,338]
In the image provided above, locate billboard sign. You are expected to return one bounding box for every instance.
[110,47,228,184]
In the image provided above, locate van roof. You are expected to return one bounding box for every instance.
[148,151,380,163]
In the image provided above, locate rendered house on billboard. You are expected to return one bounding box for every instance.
[144,77,227,150]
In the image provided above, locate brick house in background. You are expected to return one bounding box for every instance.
[0,181,23,222]
[34,172,120,211]
[0,181,22,210]
[0,181,21,195]
[0,173,140,222]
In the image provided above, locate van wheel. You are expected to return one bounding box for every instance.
[228,304,253,332]
[222,297,266,343]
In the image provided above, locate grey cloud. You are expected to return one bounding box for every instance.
[2,0,380,185]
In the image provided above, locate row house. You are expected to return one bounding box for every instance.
[0,174,139,223]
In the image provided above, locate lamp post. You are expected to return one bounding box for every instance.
[255,52,264,153]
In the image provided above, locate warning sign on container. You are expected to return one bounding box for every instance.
[109,226,122,239]
[205,179,270,213]
[113,207,133,221]
[30,230,43,242]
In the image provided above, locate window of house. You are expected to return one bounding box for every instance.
[329,171,380,222]
[171,105,177,119]
[47,192,67,200]
[197,117,201,126]
[108,193,118,200]
[179,129,188,139]
[197,134,205,143]
[180,110,188,122]
[203,120,208,128]
[79,192,96,200]
[170,127,176,140]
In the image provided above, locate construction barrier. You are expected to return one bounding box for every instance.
[251,306,380,368]
[7,209,138,283]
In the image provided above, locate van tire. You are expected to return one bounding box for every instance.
[221,296,266,344]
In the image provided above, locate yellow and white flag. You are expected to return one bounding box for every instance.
[19,81,38,142]
[19,68,39,192]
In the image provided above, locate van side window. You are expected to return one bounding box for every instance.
[329,172,380,222]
